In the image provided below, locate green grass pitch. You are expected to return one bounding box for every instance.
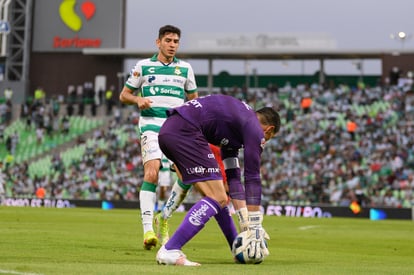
[0,207,413,275]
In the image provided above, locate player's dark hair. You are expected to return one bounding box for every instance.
[256,107,281,134]
[159,25,181,39]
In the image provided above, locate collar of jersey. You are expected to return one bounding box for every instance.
[151,53,179,64]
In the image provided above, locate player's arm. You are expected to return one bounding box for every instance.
[186,91,198,100]
[119,86,152,110]
[223,146,269,262]
[221,148,249,231]
[242,132,270,260]
[242,139,263,212]
[119,65,152,110]
[221,148,242,199]
[184,64,198,100]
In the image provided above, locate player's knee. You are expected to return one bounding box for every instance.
[144,171,159,184]
[214,194,229,208]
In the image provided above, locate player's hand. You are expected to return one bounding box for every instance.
[136,97,152,110]
[259,228,270,257]
[247,228,270,260]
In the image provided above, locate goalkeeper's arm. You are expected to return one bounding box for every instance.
[222,151,270,260]
[222,154,250,231]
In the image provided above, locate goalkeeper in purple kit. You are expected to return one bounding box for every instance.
[155,94,281,266]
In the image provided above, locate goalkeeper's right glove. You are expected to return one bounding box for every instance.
[246,228,270,260]
[247,211,270,259]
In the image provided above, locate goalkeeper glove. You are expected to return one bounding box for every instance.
[235,207,249,232]
[247,211,270,260]
[246,228,270,260]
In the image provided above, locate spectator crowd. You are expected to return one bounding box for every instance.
[1,80,414,209]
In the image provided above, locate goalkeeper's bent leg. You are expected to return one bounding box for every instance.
[214,205,238,250]
[165,197,220,250]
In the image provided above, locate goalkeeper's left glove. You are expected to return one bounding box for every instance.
[235,207,249,232]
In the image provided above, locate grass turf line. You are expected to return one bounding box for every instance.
[0,207,413,275]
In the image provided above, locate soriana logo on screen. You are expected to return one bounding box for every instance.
[54,0,101,49]
[32,0,122,52]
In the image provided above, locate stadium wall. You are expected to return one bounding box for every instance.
[2,198,413,221]
[29,53,123,100]
[195,73,381,89]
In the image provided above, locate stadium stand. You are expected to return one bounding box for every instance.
[0,81,413,209]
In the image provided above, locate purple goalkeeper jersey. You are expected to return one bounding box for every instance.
[167,94,266,191]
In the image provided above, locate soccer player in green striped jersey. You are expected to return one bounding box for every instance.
[119,25,198,250]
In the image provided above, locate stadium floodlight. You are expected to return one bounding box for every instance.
[390,31,412,50]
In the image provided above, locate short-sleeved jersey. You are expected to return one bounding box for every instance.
[168,94,266,186]
[125,54,197,133]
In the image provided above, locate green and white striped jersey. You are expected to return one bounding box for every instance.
[125,54,197,133]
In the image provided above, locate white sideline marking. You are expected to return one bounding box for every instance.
[0,269,44,275]
[298,225,320,230]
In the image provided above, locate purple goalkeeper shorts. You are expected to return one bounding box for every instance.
[158,113,222,185]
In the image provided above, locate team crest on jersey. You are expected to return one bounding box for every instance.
[174,66,182,75]
[132,71,140,78]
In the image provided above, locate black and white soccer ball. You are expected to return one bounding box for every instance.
[231,231,267,264]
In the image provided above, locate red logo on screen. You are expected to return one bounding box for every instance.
[55,0,101,48]
[59,0,95,32]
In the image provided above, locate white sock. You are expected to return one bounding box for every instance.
[157,199,165,211]
[162,180,189,219]
[140,190,156,233]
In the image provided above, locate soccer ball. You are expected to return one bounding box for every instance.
[231,231,267,264]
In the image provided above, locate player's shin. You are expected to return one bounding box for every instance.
[162,179,190,219]
[166,197,220,250]
[140,181,157,233]
[140,181,159,249]
[214,206,238,249]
